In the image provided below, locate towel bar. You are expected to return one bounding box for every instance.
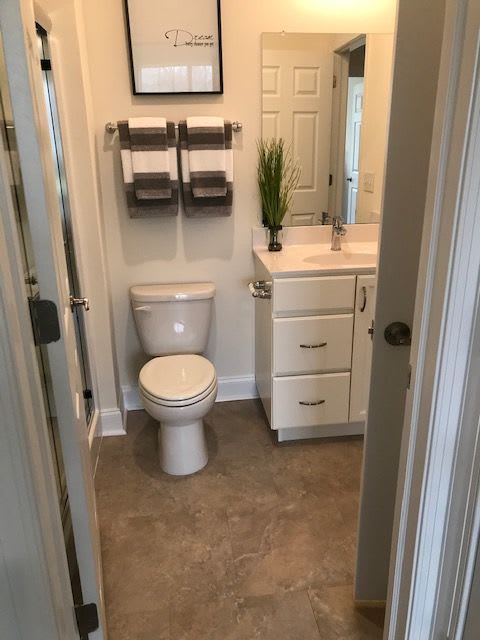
[105,120,243,134]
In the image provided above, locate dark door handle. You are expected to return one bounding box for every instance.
[346,177,353,182]
[384,322,412,346]
[360,286,367,312]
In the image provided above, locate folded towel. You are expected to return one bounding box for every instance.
[128,117,172,200]
[186,116,228,198]
[179,119,233,218]
[118,120,178,218]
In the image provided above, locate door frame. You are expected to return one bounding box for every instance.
[329,34,365,221]
[0,102,78,640]
[0,0,106,636]
[385,0,480,637]
[32,0,123,443]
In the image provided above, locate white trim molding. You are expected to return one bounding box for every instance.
[120,375,258,421]
[216,375,258,402]
[99,408,126,437]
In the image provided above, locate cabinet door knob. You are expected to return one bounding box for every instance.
[299,342,327,349]
[299,400,326,406]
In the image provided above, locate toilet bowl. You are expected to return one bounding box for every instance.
[130,282,217,476]
[139,354,217,475]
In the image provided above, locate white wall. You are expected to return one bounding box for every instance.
[357,33,395,223]
[80,0,397,404]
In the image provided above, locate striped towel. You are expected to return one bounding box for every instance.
[118,120,178,218]
[179,119,233,218]
[186,116,228,198]
[129,117,171,200]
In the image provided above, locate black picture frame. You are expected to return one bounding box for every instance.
[124,0,224,96]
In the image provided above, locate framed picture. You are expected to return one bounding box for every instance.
[124,0,223,95]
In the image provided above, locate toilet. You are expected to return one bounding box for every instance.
[130,282,217,476]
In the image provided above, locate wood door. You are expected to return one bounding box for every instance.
[344,78,364,222]
[0,1,106,637]
[262,37,334,226]
[354,0,446,604]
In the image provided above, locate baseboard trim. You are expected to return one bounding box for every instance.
[99,408,126,437]
[216,375,258,402]
[120,375,258,416]
[88,410,102,475]
[354,600,387,609]
[88,409,100,448]
[277,422,365,442]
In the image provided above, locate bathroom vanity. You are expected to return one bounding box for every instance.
[252,226,378,442]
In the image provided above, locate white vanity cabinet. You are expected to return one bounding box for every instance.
[253,259,376,441]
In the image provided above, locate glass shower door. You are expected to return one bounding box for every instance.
[37,23,95,424]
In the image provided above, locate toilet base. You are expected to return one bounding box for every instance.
[158,419,208,476]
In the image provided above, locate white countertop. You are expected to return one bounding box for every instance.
[253,240,378,278]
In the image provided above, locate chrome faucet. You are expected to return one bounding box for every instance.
[331,216,347,251]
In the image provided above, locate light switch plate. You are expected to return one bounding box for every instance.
[363,172,375,193]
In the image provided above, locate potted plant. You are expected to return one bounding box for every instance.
[257,138,300,251]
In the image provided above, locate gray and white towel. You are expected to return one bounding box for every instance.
[179,118,233,218]
[119,119,178,218]
[129,117,172,200]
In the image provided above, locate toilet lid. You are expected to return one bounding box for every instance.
[139,355,216,402]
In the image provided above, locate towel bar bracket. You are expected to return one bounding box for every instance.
[105,120,243,134]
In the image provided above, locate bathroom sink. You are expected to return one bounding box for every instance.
[303,251,377,266]
[253,240,378,276]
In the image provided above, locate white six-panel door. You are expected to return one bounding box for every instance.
[344,78,364,222]
[262,38,334,226]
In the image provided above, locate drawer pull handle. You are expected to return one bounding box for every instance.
[360,286,367,312]
[299,342,327,349]
[299,400,326,406]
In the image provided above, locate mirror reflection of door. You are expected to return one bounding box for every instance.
[262,34,334,226]
[343,45,365,223]
[261,33,394,227]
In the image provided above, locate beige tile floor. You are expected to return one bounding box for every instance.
[96,399,384,639]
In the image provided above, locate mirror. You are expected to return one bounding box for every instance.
[262,33,394,225]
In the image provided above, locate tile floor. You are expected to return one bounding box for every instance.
[95,399,384,639]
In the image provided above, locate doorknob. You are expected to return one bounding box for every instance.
[384,321,411,346]
[70,295,90,312]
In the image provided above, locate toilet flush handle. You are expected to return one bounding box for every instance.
[134,305,151,312]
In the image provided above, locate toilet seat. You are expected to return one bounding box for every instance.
[139,354,216,407]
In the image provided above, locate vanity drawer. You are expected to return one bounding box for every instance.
[273,314,353,375]
[273,275,356,315]
[272,372,350,429]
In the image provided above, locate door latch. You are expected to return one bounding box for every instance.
[70,295,90,312]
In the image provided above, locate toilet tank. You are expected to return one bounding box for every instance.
[130,283,215,356]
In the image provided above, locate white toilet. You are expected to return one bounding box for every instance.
[130,282,217,476]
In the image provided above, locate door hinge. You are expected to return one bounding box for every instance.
[74,603,99,637]
[407,364,412,389]
[368,320,375,340]
[83,388,93,400]
[40,58,51,71]
[333,74,337,89]
[329,173,333,186]
[29,299,61,345]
